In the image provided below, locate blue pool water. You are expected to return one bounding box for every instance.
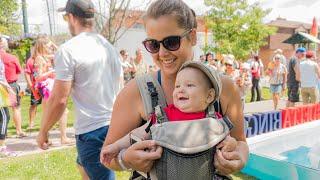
[242,152,320,180]
[280,146,311,168]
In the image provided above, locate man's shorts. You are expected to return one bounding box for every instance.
[76,126,115,180]
[30,92,42,106]
[301,87,319,104]
[287,84,300,103]
[9,82,21,107]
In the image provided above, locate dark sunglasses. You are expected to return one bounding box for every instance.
[142,29,192,54]
[225,63,233,66]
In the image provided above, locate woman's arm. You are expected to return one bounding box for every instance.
[214,76,249,175]
[102,79,162,171]
[34,56,55,82]
[282,67,287,89]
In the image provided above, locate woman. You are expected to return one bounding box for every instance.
[250,55,263,102]
[0,55,16,157]
[267,54,287,110]
[224,55,239,79]
[103,0,248,176]
[33,37,72,145]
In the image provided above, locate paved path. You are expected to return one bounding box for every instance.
[1,99,298,159]
[1,128,75,159]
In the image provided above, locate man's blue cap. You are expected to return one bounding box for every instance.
[296,47,306,53]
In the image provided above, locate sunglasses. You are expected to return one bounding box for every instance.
[142,29,192,54]
[225,63,233,66]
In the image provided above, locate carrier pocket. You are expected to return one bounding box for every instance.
[154,147,215,180]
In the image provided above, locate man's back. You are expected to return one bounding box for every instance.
[0,50,21,83]
[300,59,318,88]
[55,32,123,135]
[287,57,299,86]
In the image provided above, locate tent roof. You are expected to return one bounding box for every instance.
[283,32,320,44]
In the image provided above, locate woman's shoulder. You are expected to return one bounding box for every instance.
[119,78,140,99]
[116,73,157,119]
[219,75,239,102]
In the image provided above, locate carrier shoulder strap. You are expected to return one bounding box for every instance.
[207,101,233,131]
[136,73,167,119]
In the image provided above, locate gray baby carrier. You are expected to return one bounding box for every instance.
[133,61,234,180]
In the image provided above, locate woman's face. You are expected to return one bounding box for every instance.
[274,58,281,66]
[144,16,196,77]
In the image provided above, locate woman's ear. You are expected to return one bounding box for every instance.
[190,29,197,46]
[206,88,215,104]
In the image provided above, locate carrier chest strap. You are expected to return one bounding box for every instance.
[155,105,169,124]
[146,82,169,125]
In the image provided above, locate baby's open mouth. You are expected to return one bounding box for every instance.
[179,97,189,101]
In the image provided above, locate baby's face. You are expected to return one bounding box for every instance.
[173,67,214,113]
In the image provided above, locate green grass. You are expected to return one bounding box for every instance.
[6,96,75,136]
[245,87,272,103]
[0,148,255,180]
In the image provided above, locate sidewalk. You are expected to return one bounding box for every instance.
[1,99,296,159]
[1,128,75,159]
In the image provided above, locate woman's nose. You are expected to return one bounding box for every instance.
[158,43,170,57]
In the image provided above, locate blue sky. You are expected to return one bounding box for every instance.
[24,0,320,34]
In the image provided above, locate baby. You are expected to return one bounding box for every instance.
[100,62,235,166]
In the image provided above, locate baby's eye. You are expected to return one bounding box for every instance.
[175,85,180,88]
[187,84,195,87]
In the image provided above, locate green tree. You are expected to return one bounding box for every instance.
[0,0,21,36]
[204,0,276,60]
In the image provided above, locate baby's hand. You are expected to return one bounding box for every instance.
[100,144,121,165]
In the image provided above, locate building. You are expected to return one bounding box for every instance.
[259,17,320,65]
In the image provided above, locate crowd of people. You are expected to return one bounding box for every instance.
[1,0,320,179]
[197,47,320,110]
[119,48,159,85]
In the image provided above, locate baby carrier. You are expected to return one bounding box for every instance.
[133,61,234,180]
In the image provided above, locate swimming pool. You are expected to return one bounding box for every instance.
[242,120,320,180]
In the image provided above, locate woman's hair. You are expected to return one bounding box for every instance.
[32,37,50,59]
[120,49,127,56]
[144,0,197,31]
[206,52,213,61]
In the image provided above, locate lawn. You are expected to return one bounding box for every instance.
[245,87,273,103]
[6,96,75,136]
[0,148,255,180]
